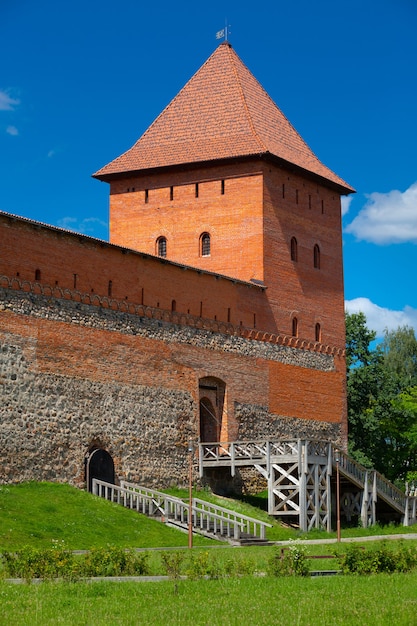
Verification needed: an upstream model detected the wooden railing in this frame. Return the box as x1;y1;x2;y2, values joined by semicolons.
198;439;417;525
335;449;368;487
334;448;408;512
92;479;271;542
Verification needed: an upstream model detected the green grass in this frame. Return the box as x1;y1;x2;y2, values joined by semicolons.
2;482;417;553
2;482;417;624
0;482;216;551
1;573;417;625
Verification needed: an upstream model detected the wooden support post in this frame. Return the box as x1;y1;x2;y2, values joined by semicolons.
361;471;369;529
299;440;307;532
372;471;377;526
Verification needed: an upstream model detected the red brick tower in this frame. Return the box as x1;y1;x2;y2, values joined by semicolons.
93;42;354;350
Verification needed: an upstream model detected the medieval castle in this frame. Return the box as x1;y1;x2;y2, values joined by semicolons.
0;43;354;491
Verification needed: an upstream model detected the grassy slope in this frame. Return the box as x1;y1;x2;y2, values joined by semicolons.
1;482;417;552
0;482;216;551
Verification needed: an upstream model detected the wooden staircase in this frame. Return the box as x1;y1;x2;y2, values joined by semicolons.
199;439;417;532
91;479;272;545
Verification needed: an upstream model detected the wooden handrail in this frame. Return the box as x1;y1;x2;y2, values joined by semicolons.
92;479;271;541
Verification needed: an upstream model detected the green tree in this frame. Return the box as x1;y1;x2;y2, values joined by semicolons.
345;311;384;468
345;311;377;369
345;314;417;482
381;326;417;388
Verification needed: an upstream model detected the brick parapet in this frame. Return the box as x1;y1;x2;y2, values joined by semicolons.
0;283;343;371
0;277;345;359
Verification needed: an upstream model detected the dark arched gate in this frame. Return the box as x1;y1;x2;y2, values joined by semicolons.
86;448;115;492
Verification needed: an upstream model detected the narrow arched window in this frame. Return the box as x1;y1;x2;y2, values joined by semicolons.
156;236;167;258
290;237;298;262
35;269;41;281
200;232;211;257
314;244;321;269
171;300;176;312
315;323;321;342
292;317;298;337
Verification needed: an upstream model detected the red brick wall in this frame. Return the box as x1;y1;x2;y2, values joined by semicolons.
0;213;272;330
262;164;346;347
269;360;346;426
109;161;265;283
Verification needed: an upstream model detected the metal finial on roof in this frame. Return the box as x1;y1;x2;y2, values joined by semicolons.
215;19;231;42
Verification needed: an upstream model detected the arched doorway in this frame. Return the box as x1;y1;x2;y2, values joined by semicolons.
199;377;226;443
86;448;115;492
200;397;218;442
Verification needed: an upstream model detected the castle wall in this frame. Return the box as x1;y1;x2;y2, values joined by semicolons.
263;164;346;348
0;211;271;331
0;288;345;488
109;161;265;284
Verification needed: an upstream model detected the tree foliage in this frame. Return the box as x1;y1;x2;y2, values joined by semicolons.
345;312;417;484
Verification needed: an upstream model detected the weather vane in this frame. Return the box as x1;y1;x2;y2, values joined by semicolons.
215;20;231;42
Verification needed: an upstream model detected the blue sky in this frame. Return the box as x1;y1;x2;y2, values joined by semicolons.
1;0;416;338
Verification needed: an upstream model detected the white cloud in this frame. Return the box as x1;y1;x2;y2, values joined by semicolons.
345;297;417;337
6;125;18;136
345;181;417;244
341;196;352;217
57;216;108;238
0;90;20;111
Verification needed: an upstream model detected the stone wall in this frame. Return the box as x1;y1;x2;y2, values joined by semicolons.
0;287;345;490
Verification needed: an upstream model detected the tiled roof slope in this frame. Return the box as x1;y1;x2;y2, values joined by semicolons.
93;43;354;193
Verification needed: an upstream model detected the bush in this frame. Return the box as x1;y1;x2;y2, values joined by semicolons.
80;546;149;577
335;542;417;575
186;551;221;579
2;544;77;581
268;542;310;577
1;544;149;581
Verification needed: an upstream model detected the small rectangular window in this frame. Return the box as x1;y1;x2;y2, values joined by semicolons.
309;194;312;209
145;189;149;204
221;179;225;195
170;186;174;201
282;183;285;199
195;183;199;198
296;189;299;204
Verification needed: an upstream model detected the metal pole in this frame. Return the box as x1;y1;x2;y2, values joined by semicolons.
188;442;193;549
336;457;341;542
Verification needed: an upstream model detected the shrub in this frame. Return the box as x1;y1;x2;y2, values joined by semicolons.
268;542;310;577
1;544;149;581
2;544;77;582
161;551;185;594
335;542;417;575
80;546;149;577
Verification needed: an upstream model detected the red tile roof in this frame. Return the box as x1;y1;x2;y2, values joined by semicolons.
93;43;354;193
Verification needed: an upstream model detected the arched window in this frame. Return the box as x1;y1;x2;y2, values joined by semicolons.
290;237;298;262
313;244;321;269
35;269;41;281
292;317;298;337
315;323;321;342
156;236;167;258
200;232;211;257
